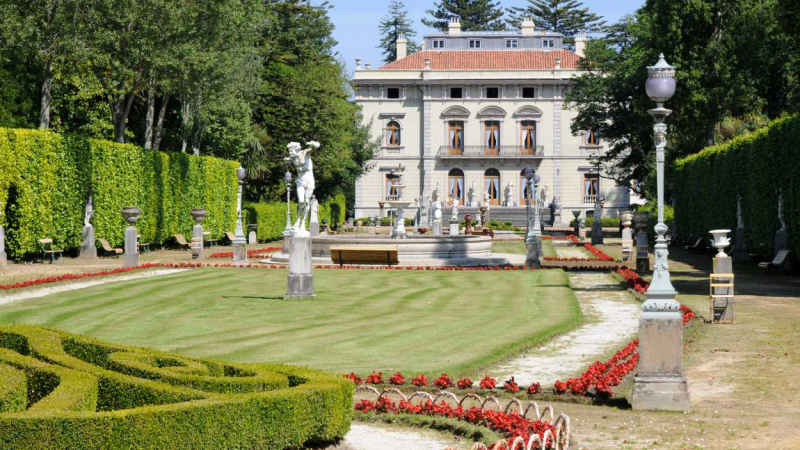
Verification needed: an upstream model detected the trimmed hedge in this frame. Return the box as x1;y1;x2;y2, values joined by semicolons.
245;192;346;242
0;128;239;260
673;115;800;258
0;325;353;449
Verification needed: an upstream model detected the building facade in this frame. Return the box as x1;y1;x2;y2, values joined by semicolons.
352;18;630;224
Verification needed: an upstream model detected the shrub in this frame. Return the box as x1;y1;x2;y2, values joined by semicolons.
569;217;621;228
673;114;800;258
245;192;346;242
0;325;352;449
0;128;239;260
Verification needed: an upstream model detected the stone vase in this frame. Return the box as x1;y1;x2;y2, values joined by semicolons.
121;207;141;268
709;229;731;258
464;214;473;235
190;208;206;260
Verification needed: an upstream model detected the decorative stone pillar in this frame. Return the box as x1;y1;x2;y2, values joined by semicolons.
248;224;258;245
121;207;141;268
620;211;634;262
449;219;459;236
572;210;580;238
525;175;542;269
232;166;248;266
710;229;734;322
634;212;650;273
285;234;314;299
0;210;7;268
190;208;206;260
591;197;604;245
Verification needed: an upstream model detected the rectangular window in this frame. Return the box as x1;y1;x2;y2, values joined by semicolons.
386;173;402;201
448;121;465;153
542;39;555;48
486;87;499;99
505;40;518;48
484;121;500;154
386;88;400;99
522;87;536;98
469;40;481;49
583;173;600;204
432;40;446;49
520;121;536;154
450;87;463;99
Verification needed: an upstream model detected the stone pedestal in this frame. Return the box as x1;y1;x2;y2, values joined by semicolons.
232;242;248;266
286;235;314;299
124;226;138;268
449;220;459;236
712;256;734;322
525;237;542;269
632;312;691;411
433;221;442;236
622;229;633;262
591;221;603;245
282;230;292;254
248;231;258;245
636;233;649;272
191;224;204;260
310;221;320;237
0;225;7;267
733;227;749;262
79;225;97;260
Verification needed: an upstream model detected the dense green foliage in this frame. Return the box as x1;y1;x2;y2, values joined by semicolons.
0;128;238;260
505;0;606;44
423;0;507;31
673;115;800;258
0;325;352;449
378;0;419;64
566;0;800;199
245;192;346;242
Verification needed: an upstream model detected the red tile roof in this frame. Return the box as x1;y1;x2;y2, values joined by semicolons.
379;50;580;71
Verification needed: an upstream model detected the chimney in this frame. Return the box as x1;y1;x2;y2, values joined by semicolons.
424;58;431;70
521;17;535;36
448;16;461;35
355;58;362;70
421;41;426;51
365;63;371;70
574;32;587;57
554;58;561;69
396;34;408;60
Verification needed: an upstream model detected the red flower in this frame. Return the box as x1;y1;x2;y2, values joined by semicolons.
365;371;383;384
527;382;541;395
389;372;405;385
553;380;567;395
342;372;362;384
457;378;473;389
411;374;428;387
433;373;453;389
503;377;520;393
479;375;496;390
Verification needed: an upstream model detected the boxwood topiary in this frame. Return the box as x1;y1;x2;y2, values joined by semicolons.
0;325;353;449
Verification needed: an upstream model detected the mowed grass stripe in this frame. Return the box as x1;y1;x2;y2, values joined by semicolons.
0;267;582;377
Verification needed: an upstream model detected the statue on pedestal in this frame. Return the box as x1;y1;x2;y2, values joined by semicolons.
432;182;441;203
503;182;513;206
467;181;476;206
285;141;319;235
79;194;97;259
450;194;459;221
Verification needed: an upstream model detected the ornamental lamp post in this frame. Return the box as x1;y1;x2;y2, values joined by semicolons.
532;172;542;238
632;53;690;411
232;166;248;265
282;170;293;255
523;167;535;243
523;167;541;268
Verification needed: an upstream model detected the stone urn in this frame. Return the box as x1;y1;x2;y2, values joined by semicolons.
121;206;141;225
572;210;581;221
620;211;633;229
191;208;207;225
710;229;731;258
248;223;258;232
464;214;473;235
418;227;428;235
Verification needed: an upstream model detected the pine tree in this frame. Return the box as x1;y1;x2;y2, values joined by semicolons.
422;0;506;32
378;0;418;63
506;0;605;42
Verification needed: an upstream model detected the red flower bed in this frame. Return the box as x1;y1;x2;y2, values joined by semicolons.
457;378;473;389
0;263;164;291
411;374;428;387
616;267;648;294
365;371;383;384
527;382;541;395
502;377;520;393
681;305;696;324
389;372;405;385
343;372;362;384
433;373;453;389
479;375;497;390
355;397;556;447
208;246;282;259
583;243;614;261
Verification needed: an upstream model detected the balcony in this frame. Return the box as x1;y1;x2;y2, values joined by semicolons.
437;145;544;159
583;194;598;204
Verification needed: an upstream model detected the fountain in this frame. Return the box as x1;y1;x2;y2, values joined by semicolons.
385;182;414;239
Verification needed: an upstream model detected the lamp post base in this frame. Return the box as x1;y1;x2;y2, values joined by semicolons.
232;242;248;266
525;237;542;269
632;312;690;411
632;375;690;412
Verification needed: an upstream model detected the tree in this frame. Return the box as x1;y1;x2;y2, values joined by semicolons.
506;0;605;44
566;0;793;198
422;0;506;32
378;0;418;64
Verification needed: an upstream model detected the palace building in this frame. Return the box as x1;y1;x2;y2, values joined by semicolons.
352;18;631;225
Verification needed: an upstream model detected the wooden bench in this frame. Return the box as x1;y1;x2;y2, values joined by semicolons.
685;237;705;253
39;238;63;263
330;246;399;266
173;234;191;249
224;231;236;244
203;231;217;248
758;249;795;273
97;238;123;257
136;234;150;253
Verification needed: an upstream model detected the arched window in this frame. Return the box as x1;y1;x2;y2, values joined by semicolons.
448;168;465;205
484;121;501;155
385;172;401;201
385;121;401;146
521;121;537;154
585;130;599;146
484;168;501;205
519;169;534;202
448;121;465;154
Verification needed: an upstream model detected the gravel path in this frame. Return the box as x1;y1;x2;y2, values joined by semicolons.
489;257;640;386
0;269;191;306
333;423;461;450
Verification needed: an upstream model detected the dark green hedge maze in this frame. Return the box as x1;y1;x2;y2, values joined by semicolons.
0;325;353;449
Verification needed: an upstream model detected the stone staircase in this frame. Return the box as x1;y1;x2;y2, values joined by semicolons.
433;206;555;227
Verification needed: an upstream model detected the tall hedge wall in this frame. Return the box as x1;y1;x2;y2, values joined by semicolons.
673;115;800;259
245;192;346;242
0;128;240;260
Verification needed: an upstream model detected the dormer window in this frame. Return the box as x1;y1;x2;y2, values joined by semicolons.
486;87;500;99
505;40;518;48
542;39;555;48
469;40;482;49
387;88;400;99
432;39;446;49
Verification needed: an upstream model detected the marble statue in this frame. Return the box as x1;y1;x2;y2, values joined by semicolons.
84;194;94;227
433;201;443;235
467;181;476;206
432;183;441;203
79;194;97;259
540;182;549;207
504;182;513;206
450;194;459;221
736;195;744;229
285;141;319;233
309;195;320;236
778;192;786;231
483;190;490;207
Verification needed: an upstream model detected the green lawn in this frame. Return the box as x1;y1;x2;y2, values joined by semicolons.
491;240;557;257
0;267;581;377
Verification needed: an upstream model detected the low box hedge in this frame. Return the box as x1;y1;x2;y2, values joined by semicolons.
0;325;353;449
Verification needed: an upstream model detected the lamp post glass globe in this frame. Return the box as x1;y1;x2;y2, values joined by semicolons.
284;171;292;184
645;53;676;105
523;167;534;181
237;166;246;182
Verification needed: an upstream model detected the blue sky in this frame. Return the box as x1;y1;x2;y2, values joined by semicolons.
327;0;645;73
